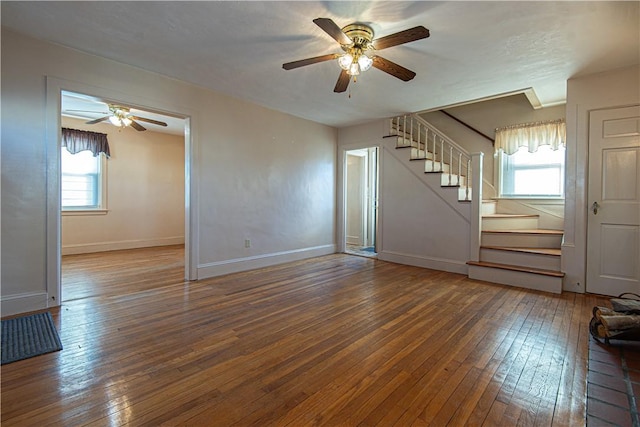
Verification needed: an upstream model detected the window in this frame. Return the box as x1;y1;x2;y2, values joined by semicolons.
500;145;565;197
60;127;110;211
61;148;104;209
495;119;566;198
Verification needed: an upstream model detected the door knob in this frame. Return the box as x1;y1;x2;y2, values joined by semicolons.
591;201;600;215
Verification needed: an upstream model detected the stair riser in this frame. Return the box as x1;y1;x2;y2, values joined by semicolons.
481;233;562;248
480;248;561;271
440;174;466;187
468;264;562;294
458;187;472;201
410;148;434;160
396;136;417;148
424;160;450;173
482;217;539;231
481;202;497;215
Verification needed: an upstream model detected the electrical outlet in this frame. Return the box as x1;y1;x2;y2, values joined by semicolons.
244;239;251;248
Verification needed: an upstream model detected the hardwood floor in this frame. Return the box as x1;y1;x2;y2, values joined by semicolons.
2;247;607;426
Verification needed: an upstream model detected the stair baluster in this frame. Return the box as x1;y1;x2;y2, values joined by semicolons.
466;158;472;201
389;113;473;199
431;133;436;172
409;116;413;147
417;122;421;158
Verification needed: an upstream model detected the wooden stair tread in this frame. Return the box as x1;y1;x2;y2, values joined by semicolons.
482;229;563;235
483;214;539;219
481;246;561;256
467;260;564;277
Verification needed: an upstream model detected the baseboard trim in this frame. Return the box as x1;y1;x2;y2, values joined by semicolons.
378;250;468;275
197;244;337;279
1;292;49;317
62;237;185;255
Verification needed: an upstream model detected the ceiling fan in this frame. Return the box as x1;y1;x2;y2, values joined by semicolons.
283;18;430;93
66;104;168;131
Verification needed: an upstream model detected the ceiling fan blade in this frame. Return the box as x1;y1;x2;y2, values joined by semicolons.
334;70;351;93
65;109;109;114
131;116;168;127
372;26;430;50
129;120;146;132
85;116;110;125
313;18;352;45
372;56;416;81
283;53;339;70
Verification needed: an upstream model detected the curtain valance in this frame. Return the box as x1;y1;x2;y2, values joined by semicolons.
62;127;110;157
494;119;565;155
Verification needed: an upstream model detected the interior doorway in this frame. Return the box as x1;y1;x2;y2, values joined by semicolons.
345;147;379;258
59;90;188;301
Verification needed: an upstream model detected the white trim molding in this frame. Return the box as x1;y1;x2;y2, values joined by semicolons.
198;244;336;278
1;292;49;317
62;237;185;255
378;250;468;275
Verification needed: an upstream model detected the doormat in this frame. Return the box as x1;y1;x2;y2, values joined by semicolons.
1;312;63;365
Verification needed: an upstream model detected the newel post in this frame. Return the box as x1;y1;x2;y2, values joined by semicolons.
470;152;484;262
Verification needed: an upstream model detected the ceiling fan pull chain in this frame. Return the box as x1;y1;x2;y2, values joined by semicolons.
349;76;357;99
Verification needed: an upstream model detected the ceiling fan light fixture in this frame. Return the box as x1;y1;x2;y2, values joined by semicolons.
349;61;360;76
109;115;122;126
358;54;373;72
338;53;353;70
121;116;132;127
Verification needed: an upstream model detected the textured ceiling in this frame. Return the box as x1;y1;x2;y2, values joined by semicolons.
2;1;639;128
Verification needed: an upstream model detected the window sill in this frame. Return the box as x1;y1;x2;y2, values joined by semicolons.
62;209;109;216
496;197;564;203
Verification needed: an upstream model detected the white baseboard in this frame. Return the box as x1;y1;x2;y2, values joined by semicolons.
377;250;468;275
197;244;336;279
62;236;185;255
1;291;49;316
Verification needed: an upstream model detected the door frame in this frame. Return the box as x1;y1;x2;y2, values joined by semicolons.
338;143;380;254
45;77;198;307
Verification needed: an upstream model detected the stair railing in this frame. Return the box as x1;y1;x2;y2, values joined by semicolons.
389;114;472;201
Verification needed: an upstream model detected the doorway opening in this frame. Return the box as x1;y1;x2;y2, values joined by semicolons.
345;147;378;258
59;90;189;301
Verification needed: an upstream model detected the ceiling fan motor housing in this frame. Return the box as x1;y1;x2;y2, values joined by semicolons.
341;24;374;48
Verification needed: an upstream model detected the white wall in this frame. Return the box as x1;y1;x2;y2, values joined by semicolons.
563;64;640;293
61;117;185;254
1;29;337;315
338;121;471;274
379;144;471;273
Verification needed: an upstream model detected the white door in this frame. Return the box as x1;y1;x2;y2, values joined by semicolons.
587;105;640;296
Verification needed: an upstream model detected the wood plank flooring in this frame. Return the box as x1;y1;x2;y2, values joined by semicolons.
1;246;607;426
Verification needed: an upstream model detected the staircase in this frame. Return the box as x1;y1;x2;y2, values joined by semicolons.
388;114;473;203
387;115;564;294
467;200;564;293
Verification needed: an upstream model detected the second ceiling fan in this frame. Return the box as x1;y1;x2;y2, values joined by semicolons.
67;104;168;131
283;18;430;93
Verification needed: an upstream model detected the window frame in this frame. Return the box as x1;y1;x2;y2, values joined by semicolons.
61;148;108;215
496;146;566;200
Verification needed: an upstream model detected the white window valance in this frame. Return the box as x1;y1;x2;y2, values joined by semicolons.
495;119;566;155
